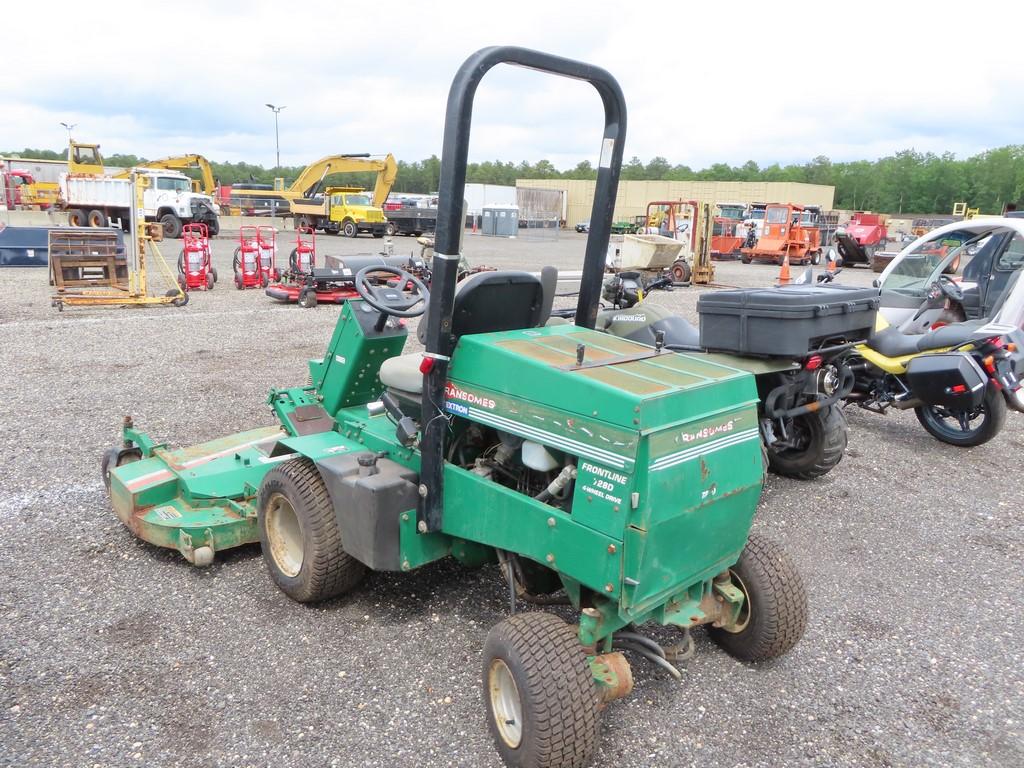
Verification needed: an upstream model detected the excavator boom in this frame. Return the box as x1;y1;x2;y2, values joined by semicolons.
116;154;217;195
284;153;398;206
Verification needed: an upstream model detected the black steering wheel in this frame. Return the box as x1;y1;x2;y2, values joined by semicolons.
936;274;964;303
354;265;429;318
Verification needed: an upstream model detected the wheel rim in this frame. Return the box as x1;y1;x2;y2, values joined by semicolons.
920;402;988;440
265;492;303;577
721;570;752;634
488;659;523;749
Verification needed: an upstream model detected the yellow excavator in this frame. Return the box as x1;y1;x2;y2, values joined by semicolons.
230;153;397;224
120;154;217;196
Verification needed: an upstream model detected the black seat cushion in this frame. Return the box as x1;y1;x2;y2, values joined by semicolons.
451;271;545;339
919;320;989;351
865;326;924;357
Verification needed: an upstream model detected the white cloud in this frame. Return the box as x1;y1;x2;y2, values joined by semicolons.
2;0;1023;169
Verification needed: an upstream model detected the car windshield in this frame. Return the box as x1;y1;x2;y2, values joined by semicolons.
156;177;191;193
881;230;993;295
346;194;371;206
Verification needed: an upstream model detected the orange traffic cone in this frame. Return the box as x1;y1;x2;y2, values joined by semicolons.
777;252;791;285
827;254;837;274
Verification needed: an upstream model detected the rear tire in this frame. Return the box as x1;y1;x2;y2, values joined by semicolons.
810;250;822;265
257;458;366;603
68;209;86;227
915;384;1007;447
482;613;599;768
384;222;396;236
707;533;808;662
740;252;752;265
765;404;847;480
101;447;142;491
160;213;183;239
206;272;214;290
87;209;108;228
166;288;188;307
670;259;691;283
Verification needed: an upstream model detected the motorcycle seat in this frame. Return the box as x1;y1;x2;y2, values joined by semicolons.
864;327;922;357
866;320;990;358
917;320;989;351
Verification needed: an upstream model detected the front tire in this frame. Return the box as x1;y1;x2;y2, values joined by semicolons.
482;613;599;768
206;218;220;236
384;222;396;236
915;384;1007;447
298;288;318;308
707;533;808;662
342;220;358;238
810;250;822;265
765;404;847;480
257;458;366;603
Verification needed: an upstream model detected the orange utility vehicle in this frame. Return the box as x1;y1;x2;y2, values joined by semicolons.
740;203;823;266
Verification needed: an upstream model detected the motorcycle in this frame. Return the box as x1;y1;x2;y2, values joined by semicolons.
842;270;1024;445
562;271;859;480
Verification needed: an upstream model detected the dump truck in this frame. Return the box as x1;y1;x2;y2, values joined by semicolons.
60;169;220;238
61;140;220;237
291;186;388;237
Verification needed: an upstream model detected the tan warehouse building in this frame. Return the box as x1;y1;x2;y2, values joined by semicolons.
517;179;836;229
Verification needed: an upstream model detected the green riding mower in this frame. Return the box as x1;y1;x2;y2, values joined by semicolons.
102;48;808;768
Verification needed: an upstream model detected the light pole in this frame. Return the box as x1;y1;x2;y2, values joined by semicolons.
60;121;77;141
265;104;285;169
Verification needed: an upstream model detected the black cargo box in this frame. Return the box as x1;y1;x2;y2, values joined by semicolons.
698;283;879;357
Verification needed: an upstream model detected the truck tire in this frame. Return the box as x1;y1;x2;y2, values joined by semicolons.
384;222;396;236
87;209;108;228
295;216;312;231
765;404;847;480
68;209;86;227
160;213;183;239
257;458;366;602
707;533;808;662
206;218;220;237
670;259;691;283
342;219;358;238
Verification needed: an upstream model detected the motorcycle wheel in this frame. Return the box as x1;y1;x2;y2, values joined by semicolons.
765;404;848;480
915;385;1007;447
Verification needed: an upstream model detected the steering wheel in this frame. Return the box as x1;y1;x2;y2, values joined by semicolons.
936;274;964;303
354;265;429;318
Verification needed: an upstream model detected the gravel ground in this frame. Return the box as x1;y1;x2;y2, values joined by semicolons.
1;230;1022;768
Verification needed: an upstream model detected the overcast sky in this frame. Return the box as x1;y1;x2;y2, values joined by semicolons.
3;0;1023;170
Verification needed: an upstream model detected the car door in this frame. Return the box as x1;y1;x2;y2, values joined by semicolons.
983;233;1024;316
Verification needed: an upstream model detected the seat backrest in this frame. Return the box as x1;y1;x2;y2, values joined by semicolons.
451;270;545;339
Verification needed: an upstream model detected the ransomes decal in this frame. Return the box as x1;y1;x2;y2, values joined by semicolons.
648;412;759;472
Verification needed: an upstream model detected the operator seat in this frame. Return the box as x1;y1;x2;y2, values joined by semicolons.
378;270;549;394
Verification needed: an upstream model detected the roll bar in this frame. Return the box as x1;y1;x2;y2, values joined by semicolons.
419;46;627;532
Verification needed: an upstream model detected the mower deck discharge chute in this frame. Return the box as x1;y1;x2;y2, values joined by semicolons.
103;47;807;768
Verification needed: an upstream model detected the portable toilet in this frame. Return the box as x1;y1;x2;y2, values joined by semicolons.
481;204;519;237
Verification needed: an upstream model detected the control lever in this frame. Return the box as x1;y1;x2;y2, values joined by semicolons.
381;391;418;447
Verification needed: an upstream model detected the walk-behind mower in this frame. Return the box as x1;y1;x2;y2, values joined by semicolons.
234;225;278;289
176;223;216;292
102;48;808;768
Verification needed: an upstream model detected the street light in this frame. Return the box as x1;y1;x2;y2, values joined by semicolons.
59;121;77;141
265;104;285;169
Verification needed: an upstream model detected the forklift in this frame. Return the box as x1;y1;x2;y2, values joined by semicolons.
102;47;807;768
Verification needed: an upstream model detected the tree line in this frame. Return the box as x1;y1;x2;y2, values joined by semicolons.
9;145;1024;215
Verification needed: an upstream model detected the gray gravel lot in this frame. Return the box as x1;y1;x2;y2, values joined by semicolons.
1;229;1022;767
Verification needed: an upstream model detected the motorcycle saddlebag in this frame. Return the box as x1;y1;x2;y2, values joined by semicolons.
698;283;879;356
905;352;988;410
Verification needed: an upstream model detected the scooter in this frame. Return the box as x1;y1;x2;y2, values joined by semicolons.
842;272;1024;445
